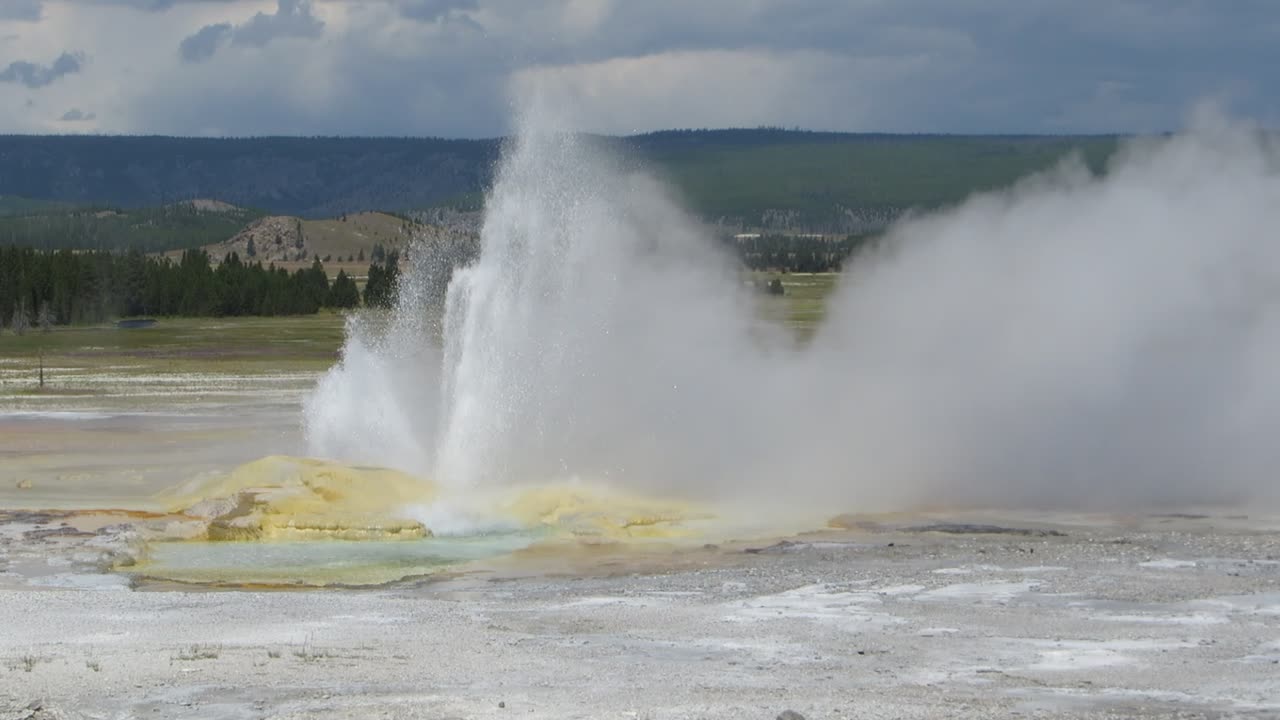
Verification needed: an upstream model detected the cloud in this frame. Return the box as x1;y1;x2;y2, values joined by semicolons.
0;51;83;88
88;0;178;9
179;22;230;63
232;0;323;47
512;48;946;134
179;0;323;63
77;0;241;10
59;108;96;121
4;1;1280;136
0;0;42;21
397;0;478;24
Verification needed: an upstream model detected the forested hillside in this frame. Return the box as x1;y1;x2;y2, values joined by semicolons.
0;201;264;252
0;135;498;219
0;131;1120;231
630;129;1118;231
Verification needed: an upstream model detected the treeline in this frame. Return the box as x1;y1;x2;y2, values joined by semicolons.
0;246;398;330
2;232;870;330
731;233;874;273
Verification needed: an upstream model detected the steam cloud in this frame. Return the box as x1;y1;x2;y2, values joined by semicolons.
305;105;1280;512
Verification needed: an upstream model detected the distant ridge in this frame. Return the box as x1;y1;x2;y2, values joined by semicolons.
0;130;1120;232
0;135;499;219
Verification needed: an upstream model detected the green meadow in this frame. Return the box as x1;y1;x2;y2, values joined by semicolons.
0;314;348;408
1;273;840;401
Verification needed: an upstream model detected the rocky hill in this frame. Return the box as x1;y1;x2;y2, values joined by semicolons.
221;216;310;263
195;211;476;273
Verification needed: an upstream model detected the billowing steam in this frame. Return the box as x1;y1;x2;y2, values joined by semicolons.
305;105;1280;512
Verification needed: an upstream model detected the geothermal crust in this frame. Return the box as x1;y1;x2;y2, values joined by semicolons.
154;455;706;550
2;509;1278;719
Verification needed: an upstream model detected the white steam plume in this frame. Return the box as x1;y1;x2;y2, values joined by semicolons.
305;106;1280;512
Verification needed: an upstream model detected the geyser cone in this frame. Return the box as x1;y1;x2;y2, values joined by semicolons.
158;456;436;541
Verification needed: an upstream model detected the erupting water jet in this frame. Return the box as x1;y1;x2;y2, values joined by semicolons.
302;105;1280;541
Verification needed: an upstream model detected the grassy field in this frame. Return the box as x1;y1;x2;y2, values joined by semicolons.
300;212;413;261
0;314;348;408
0;274;840;404
0;315;352;507
0;314;346;366
0;273;839;366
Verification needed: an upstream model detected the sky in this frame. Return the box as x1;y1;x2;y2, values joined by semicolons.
0;0;1276;138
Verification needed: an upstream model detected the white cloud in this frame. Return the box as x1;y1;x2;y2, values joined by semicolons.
512;49;931;134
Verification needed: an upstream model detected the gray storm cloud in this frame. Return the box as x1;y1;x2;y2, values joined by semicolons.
179;0;323;63
6;1;1276;136
59;108;96;121
0;51;83;88
81;0;241;10
7;0;215;15
179;23;231;63
231;0;322;47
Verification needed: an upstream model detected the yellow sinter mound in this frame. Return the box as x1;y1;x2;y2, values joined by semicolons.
159;456;436;541
501;484;707;540
159;456;711;543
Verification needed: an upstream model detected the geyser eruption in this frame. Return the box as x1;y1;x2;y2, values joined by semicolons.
309;110;789;499
432;124;786;492
307;106;1280;513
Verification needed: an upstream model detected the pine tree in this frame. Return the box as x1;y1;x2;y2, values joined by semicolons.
363;264;385;308
327;269;360;309
37;301;53;332
11;301;30;336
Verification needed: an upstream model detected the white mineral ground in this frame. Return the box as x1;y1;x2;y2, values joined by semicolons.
2;504;1279;719
2;409;1279;718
